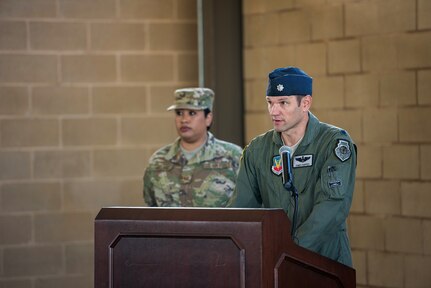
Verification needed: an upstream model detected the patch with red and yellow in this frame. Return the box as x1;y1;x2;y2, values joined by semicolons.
271;155;283;176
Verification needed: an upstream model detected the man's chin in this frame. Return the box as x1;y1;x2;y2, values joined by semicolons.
273;126;284;133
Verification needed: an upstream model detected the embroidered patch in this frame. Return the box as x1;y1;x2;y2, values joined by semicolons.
334;140;351;162
271;155;283;175
293;155;313;168
329;180;342;188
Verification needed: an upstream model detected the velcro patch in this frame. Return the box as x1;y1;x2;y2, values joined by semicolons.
271;155;283;175
293;155;313;168
334;140;351;162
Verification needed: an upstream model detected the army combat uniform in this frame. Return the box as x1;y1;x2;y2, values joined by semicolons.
144;132;242;207
231;112;357;266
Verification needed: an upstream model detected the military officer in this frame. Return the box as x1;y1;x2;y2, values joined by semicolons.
230;67;357;267
143;87;243;207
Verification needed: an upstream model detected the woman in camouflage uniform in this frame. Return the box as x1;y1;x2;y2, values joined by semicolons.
143;88;243;207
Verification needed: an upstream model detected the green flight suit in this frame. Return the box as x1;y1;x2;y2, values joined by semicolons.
231;112;357;266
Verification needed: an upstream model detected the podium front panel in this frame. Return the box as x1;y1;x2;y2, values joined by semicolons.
110;234;244;288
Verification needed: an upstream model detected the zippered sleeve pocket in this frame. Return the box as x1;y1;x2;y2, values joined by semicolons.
322;165;345;199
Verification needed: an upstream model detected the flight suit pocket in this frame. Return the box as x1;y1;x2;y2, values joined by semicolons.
323;165;345;200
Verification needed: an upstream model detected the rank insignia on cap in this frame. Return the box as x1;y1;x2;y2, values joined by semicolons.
334;140;351;162
271;155;283;175
277;84;284;92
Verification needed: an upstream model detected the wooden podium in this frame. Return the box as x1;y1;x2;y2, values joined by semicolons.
95;207;355;288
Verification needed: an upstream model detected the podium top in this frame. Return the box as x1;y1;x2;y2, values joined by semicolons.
95;206;287;223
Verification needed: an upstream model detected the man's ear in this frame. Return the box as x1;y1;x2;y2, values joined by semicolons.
302;95;312;111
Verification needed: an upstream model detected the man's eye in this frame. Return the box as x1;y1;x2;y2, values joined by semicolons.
175;110;182;116
189;111;196;116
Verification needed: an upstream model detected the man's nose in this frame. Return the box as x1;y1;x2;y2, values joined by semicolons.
269;104;279;115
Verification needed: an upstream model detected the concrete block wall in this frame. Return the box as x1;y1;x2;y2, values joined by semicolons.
243;0;431;287
0;0;197;287
1;0;431;287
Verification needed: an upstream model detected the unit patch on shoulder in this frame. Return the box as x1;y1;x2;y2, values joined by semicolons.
271;155;283;175
293;155;313;168
334;140;351;162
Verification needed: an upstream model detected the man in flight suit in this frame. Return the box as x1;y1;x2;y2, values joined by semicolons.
230;67;357;266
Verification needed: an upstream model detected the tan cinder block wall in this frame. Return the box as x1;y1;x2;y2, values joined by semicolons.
1;0;431;287
243;0;431;287
0;0;197;287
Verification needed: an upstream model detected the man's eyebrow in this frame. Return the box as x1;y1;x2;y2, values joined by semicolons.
266;97;289;101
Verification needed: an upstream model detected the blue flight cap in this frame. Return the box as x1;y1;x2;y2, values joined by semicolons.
266;66;312;96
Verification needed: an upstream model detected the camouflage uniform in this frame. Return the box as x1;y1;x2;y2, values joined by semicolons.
143;87;243;207
143;132;242;207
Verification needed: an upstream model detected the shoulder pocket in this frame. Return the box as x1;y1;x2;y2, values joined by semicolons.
322;165;345;199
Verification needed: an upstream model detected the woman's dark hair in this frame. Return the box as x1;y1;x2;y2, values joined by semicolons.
204;108;212;130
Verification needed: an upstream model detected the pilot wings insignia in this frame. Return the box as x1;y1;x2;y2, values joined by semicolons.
296;156;310;162
293;155;313;167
